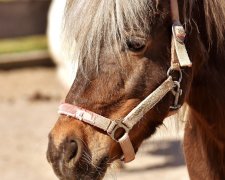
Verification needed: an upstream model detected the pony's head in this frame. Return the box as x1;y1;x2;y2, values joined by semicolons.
47;0;192;179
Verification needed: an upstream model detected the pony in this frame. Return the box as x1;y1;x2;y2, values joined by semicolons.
47;0;225;179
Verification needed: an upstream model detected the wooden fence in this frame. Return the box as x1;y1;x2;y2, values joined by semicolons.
0;0;51;38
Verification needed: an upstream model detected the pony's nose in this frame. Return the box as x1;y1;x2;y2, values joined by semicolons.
64;139;79;163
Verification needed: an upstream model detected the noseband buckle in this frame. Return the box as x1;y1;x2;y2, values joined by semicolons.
107;121;129;142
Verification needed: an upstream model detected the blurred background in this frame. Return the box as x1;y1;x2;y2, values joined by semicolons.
0;0;188;179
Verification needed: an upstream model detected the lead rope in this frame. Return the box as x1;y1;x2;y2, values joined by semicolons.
58;0;192;164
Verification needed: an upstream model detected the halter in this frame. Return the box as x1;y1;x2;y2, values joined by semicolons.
58;0;192;163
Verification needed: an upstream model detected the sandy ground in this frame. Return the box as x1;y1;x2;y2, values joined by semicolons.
0;67;189;180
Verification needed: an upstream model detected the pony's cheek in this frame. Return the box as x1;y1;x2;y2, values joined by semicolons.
107;98;173;163
109;140;124;162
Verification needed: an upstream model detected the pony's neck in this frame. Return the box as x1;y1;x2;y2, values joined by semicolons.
186;0;225;177
187;0;225;144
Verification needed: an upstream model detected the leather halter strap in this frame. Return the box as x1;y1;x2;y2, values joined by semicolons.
58;0;192;163
59;77;175;162
170;0;192;69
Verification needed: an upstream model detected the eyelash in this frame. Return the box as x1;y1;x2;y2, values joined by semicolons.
126;39;146;52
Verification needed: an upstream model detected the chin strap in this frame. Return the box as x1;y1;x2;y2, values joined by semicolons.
58;0;192;163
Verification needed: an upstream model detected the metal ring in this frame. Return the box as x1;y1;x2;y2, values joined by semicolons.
167;67;182;83
108;122;129;142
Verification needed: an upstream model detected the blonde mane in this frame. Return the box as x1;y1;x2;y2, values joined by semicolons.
62;0;157;74
62;0;225;74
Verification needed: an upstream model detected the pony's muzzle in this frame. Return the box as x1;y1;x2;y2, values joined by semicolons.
47;134;84;180
47;116;112;179
47;135;82;165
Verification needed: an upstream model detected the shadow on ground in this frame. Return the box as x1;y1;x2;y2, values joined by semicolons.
125;140;185;173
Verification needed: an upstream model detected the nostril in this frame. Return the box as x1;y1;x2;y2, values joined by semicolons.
64;140;79;163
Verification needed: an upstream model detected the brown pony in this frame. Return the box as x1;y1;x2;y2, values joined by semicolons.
47;0;225;179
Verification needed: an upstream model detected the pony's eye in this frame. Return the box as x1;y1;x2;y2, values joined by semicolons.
126;38;146;52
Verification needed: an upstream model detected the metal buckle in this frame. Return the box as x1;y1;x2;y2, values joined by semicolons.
167;68;183;110
107;122;129;142
170;81;182;110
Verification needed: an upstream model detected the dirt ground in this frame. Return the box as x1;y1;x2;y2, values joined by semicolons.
0;67;189;180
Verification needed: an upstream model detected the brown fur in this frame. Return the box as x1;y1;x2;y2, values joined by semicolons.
47;0;225;179
182;0;225;179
